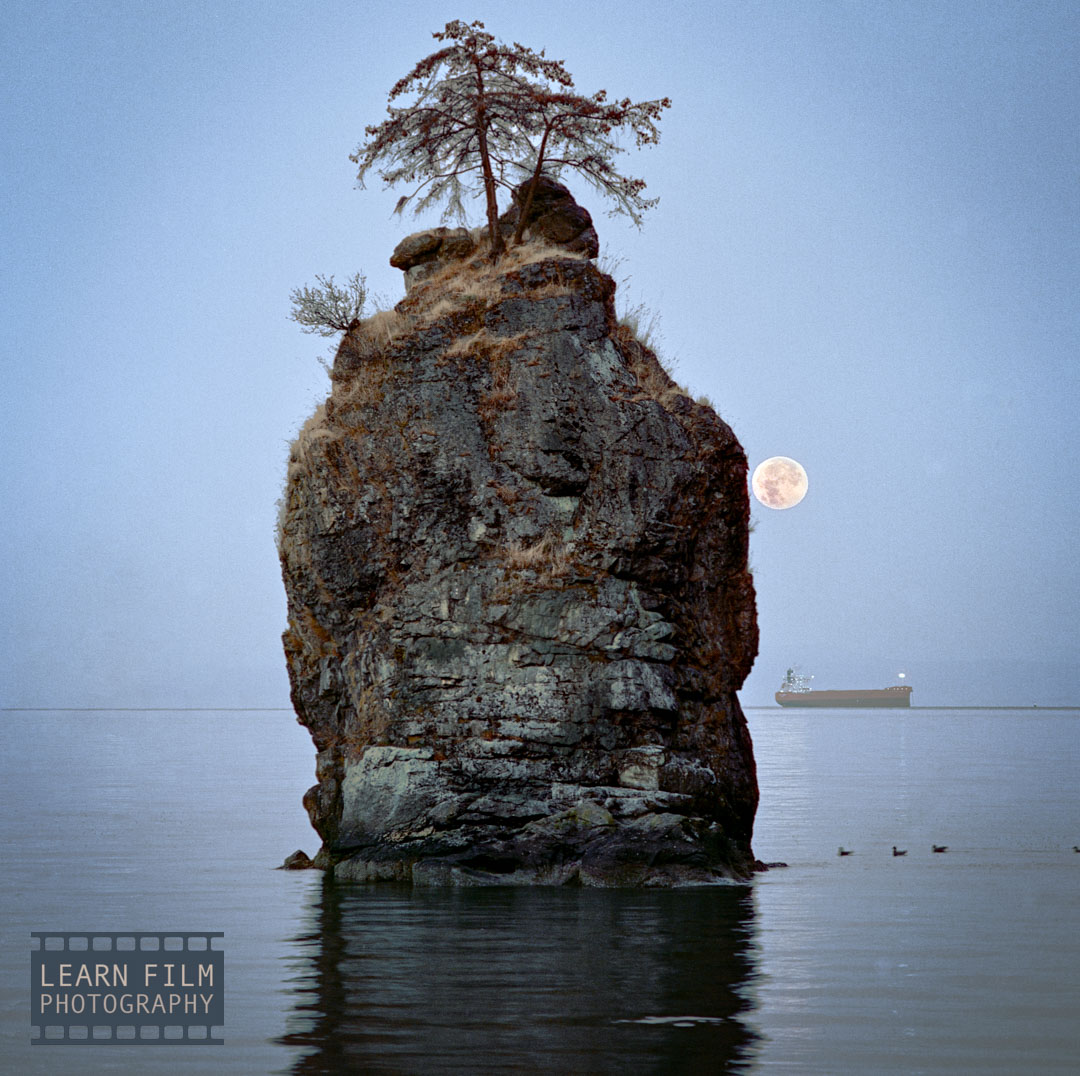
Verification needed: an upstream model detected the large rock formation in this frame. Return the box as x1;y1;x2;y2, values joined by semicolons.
278;216;759;886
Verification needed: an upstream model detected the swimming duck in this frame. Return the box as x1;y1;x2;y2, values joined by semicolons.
932;845;948;853
892;846;907;857
838;847;853;856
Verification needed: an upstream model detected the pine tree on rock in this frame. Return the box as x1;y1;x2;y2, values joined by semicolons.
351;20;670;258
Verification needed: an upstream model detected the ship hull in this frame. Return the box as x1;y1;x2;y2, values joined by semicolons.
775;687;912;708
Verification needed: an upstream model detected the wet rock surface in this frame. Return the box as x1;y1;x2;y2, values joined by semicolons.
278;239;759;886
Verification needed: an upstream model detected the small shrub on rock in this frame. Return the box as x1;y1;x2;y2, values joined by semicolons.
289;273;369;336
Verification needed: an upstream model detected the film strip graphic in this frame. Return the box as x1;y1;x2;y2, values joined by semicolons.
31;932;224;1045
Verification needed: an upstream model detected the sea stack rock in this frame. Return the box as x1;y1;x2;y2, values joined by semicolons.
278;222;759;886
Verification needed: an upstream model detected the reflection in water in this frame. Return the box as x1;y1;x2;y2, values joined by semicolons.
279;878;761;1074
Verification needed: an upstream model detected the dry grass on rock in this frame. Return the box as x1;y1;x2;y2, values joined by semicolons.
503;533;572;585
477;361;519;424
400;240;587;329
614;325;692;410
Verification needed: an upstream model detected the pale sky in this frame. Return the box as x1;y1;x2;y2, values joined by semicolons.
3;0;1078;707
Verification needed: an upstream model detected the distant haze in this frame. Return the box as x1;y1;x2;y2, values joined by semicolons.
3;1;1077;708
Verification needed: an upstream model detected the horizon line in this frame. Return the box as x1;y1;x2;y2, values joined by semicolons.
744;704;1080;711
0;707;294;712
4;704;1079;713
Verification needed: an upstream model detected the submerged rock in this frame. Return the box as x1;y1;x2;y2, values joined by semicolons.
278;235;759;886
279;849;316;870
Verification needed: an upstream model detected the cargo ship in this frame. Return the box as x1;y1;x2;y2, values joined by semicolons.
775;668;913;708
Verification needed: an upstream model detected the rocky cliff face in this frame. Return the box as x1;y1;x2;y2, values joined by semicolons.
279;212;759;886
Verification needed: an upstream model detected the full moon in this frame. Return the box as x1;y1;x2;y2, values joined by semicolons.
751;456;809;510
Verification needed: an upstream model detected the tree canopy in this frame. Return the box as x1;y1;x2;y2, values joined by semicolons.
351;20;670;256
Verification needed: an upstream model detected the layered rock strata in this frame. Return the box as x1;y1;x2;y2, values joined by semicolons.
279;235;759;886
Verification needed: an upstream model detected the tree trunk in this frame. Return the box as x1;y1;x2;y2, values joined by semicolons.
474;62;504;259
513;127;552;247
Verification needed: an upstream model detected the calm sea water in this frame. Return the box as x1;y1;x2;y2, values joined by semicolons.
2;708;1078;1073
